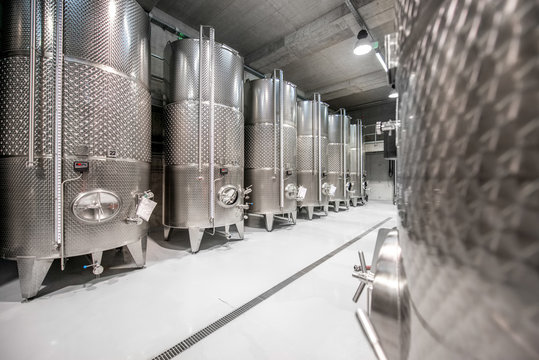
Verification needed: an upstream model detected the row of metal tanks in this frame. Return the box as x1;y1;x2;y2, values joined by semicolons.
161;34;367;252
0;0;364;299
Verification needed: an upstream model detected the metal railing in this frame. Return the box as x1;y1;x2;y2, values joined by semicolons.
363;123;379;143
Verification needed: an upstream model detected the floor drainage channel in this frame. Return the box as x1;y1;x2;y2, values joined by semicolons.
152;217;392;360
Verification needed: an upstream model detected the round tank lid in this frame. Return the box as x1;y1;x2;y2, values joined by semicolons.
298;99;330;107
170;38;241;57
255;77;297;88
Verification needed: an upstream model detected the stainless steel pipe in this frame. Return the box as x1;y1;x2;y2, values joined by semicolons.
27;0;37;168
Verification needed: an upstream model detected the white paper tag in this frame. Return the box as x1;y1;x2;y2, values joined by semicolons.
297;186;307;201
136;197;157;222
329;185;337;196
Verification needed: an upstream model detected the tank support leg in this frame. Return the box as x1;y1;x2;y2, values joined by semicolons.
306;206;314;220
265;214;274;232
352;198;358;207
334;201;340;212
126;236;147;268
188;227;204;253
323;204;329;216
291;210;297;224
16;257;53;300
164;227;172;241
346;199;350;210
91;252;103;266
236;220;245;240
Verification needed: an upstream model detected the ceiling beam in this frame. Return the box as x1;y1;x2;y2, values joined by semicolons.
245;4;356;72
245;0;394;73
308;70;387;101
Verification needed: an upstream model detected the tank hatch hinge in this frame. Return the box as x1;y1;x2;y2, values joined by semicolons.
237;185;252;211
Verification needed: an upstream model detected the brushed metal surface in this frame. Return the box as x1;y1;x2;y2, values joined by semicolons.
163;37;244;229
349;121;364;201
327;114;350;202
366;0;539;359
297;99;330;207
244;77;298;215
163;165;244;228
0;0;151;270
164;39;243;109
244;169;297;214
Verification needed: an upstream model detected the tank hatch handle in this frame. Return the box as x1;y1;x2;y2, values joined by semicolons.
126;190;156;225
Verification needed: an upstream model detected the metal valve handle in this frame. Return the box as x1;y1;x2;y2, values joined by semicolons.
352;250;374;303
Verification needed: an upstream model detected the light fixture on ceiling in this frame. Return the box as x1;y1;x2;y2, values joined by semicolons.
353;29;372;56
388;89;398;98
375;51;388;72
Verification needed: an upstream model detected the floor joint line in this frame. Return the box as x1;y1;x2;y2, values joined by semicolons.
151;216;392;360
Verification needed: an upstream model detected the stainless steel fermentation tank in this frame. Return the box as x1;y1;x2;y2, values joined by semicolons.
349;120;365;207
244;70;298;231
353;0;539;359
163;27;246;252
296;94;332;220
327;109;351;212
0;0;152;299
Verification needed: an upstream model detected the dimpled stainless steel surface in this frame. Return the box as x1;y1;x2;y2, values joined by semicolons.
0;0;151;292
367;0;539;359
163;38;244;229
297;99;330;208
327;114;350;203
244;78;298;215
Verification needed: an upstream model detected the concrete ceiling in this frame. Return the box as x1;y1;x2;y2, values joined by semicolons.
153;0;396;109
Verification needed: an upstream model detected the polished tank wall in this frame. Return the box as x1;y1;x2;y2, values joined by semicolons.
244;78;297;215
0;0;151;260
327;113;350;203
162;38;244;229
296;99;329;208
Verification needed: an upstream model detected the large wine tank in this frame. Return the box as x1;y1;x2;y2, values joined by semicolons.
163;27;246;252
244;70;298;232
0;0;152;299
353;0;539;359
349;119;365;207
296;94;332;220
327;109;351;212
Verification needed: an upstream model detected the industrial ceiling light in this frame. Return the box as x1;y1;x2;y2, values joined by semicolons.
388;89;399;98
353;29;372;55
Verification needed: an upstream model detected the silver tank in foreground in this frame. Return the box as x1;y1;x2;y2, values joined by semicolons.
349;120;365;207
353;0;539;359
244;70;298;232
0;0;152;299
327;109;351;212
163;27;246;252
296;94;332;220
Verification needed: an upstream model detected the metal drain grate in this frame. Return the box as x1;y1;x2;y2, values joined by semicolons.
152;217;392;360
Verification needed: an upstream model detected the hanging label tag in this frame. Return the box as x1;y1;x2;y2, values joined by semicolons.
329;185;337;196
136;197;157;222
297;186;307;201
